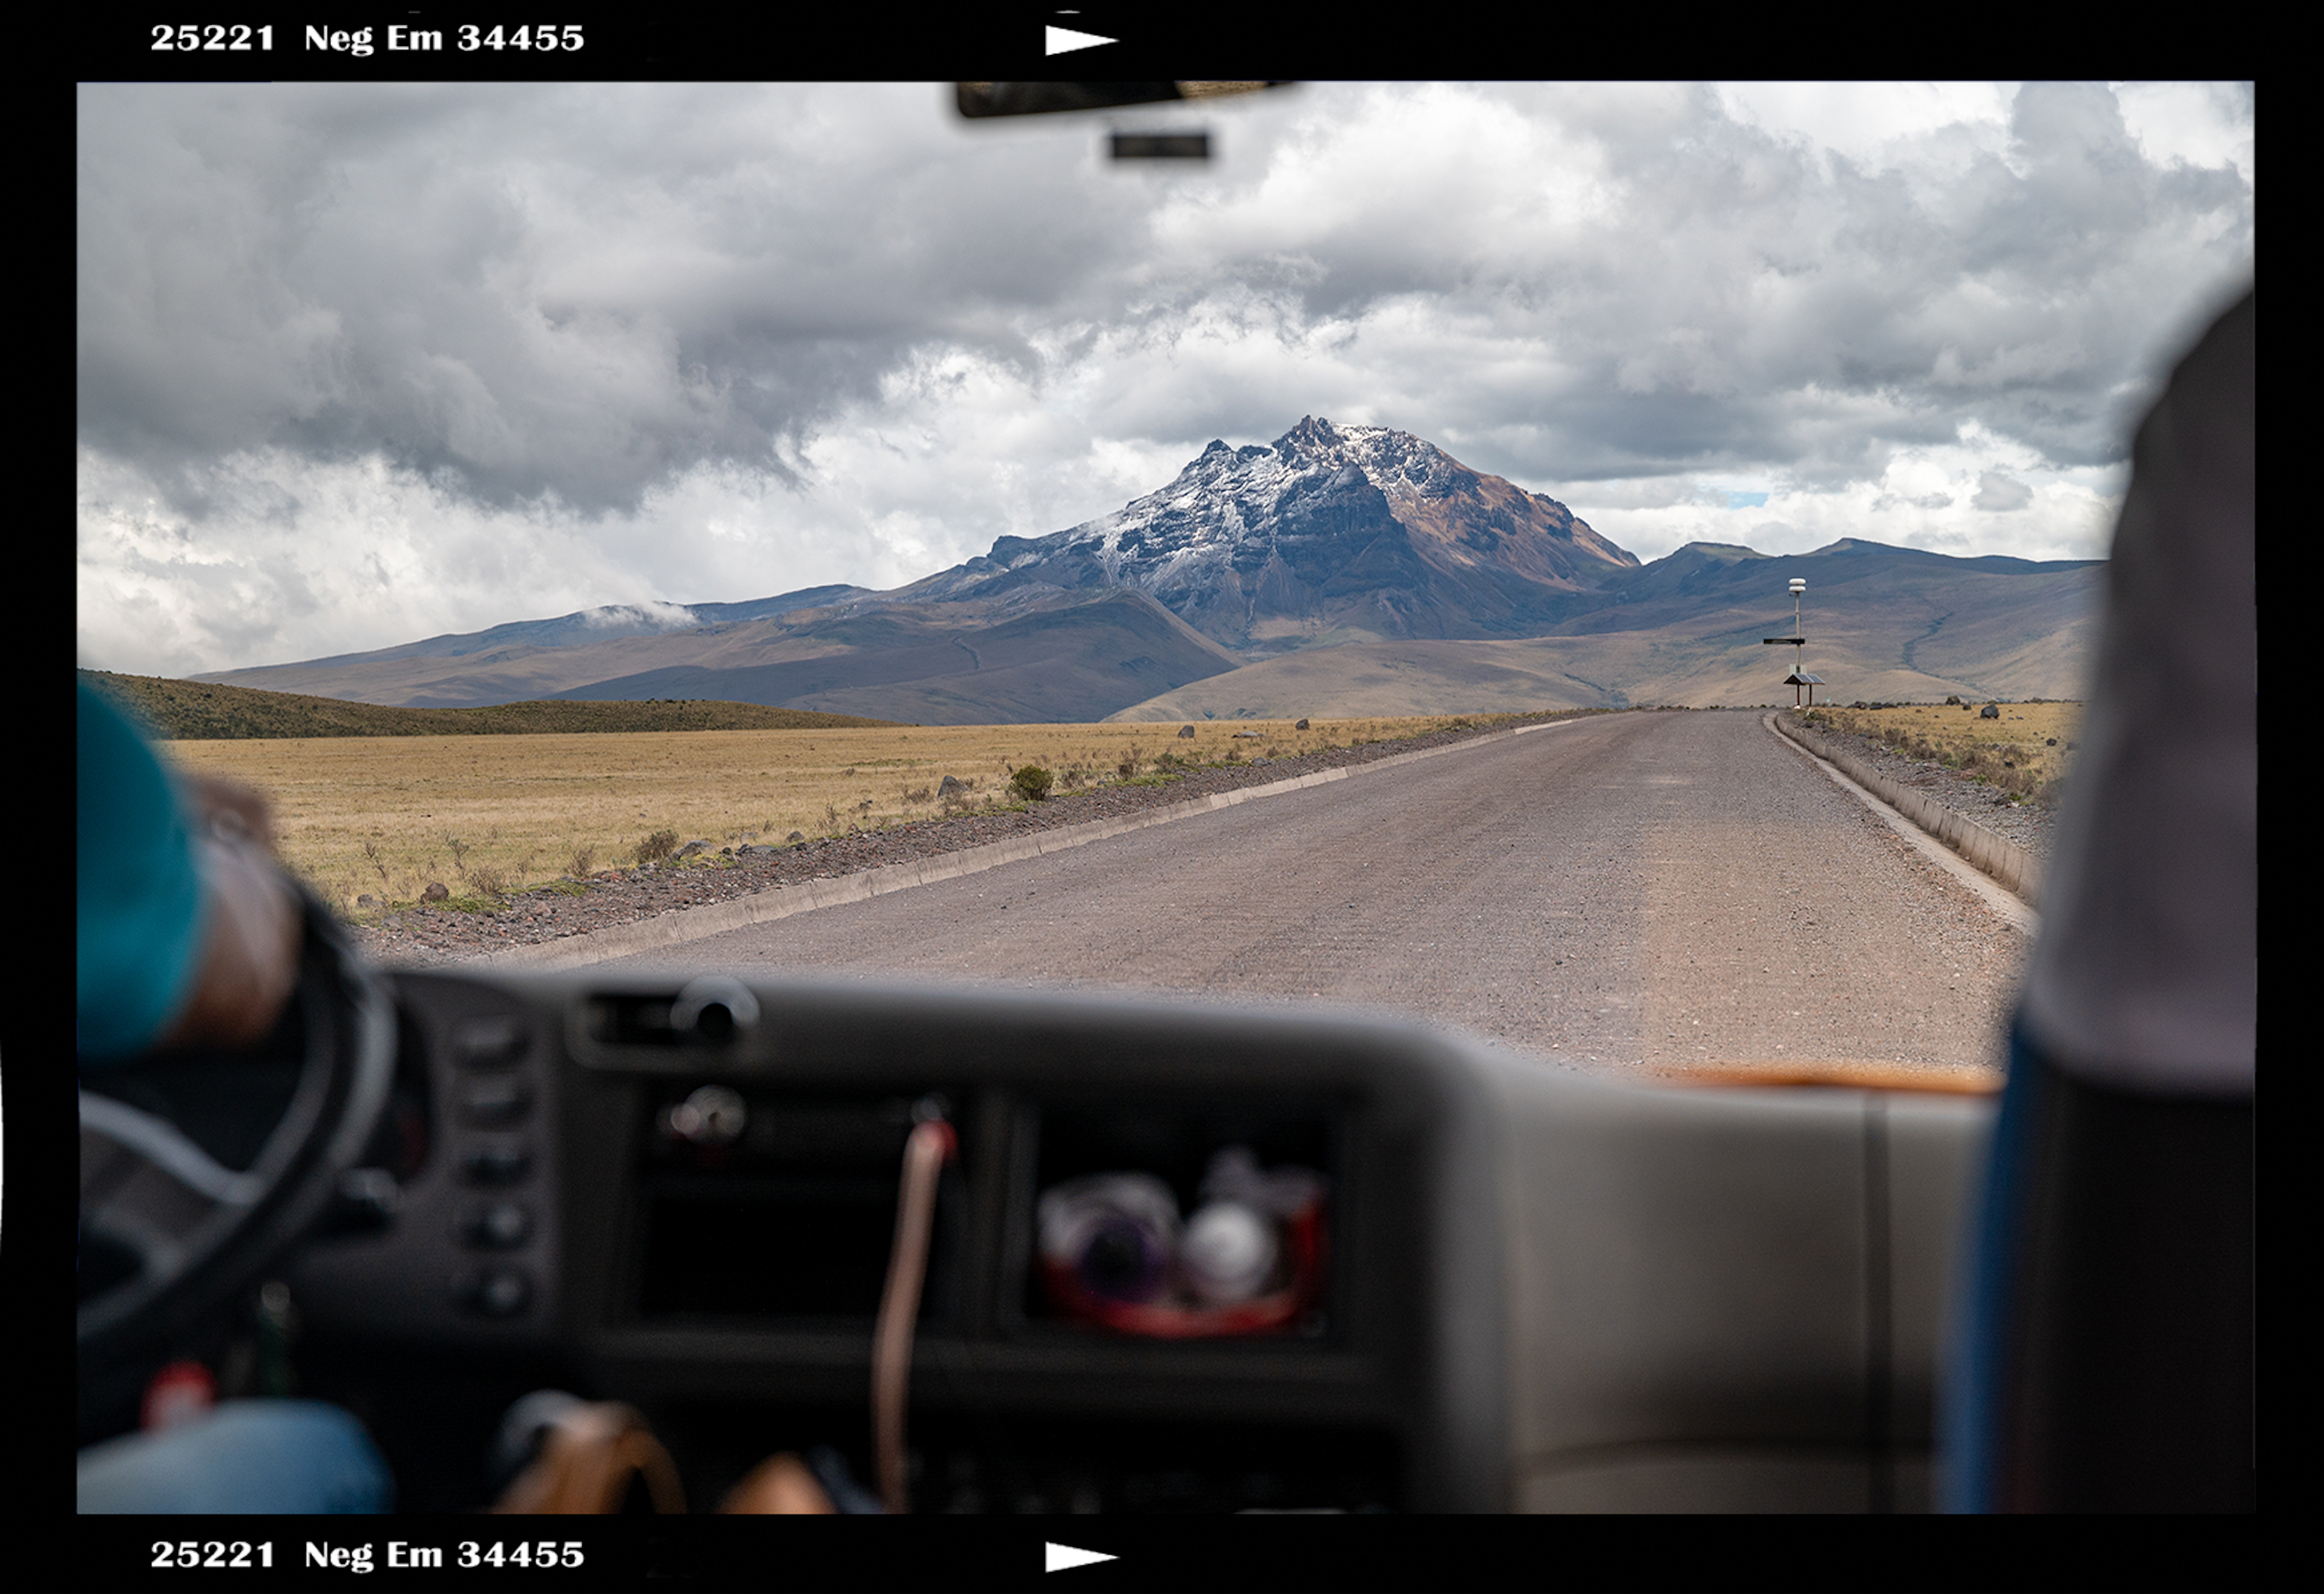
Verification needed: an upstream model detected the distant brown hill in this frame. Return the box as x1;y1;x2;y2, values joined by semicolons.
80;671;902;740
1109;539;2103;718
197;588;1244;727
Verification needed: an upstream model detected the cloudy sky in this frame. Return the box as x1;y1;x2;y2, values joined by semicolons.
77;80;2253;677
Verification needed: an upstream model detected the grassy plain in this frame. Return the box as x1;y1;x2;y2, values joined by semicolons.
1805;701;2084;799
81;669;894;740
159;715;1498;916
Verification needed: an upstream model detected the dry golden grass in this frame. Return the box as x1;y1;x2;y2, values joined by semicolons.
158;714;1500;916
1808;701;2084;793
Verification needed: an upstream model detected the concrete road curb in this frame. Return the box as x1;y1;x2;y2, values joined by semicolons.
1767;712;2040;934
1771;712;2043;902
481;714;1593;970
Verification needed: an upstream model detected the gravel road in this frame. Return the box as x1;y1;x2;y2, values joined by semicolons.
351;716;1567;966
581;709;2027;1080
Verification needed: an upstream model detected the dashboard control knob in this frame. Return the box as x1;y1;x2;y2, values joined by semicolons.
667;1084;747;1146
459;1202;533;1249
670;977;760;1043
454;1267;531;1317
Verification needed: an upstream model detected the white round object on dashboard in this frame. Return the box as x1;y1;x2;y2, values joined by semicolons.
1181;1201;1278;1304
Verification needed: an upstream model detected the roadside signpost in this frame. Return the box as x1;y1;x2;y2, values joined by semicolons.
1765;577;1823;706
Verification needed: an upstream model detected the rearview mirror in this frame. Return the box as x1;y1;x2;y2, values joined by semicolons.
954;82;1289;119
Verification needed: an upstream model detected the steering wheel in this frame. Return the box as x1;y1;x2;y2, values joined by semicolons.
77;888;396;1382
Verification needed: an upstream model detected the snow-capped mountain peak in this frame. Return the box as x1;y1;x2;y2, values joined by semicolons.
904;419;1638;651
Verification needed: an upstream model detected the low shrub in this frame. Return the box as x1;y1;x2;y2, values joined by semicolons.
635;828;679;865
1010;764;1055;801
465;862;510;897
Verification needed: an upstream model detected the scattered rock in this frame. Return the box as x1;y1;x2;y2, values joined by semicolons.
356;894;379;908
1178;725;1196;739
675;839;714;859
786;830;807;843
1980;704;2001;718
1295;718;1310;730
422;882;450;902
938;775;967;795
1233;730;1262;739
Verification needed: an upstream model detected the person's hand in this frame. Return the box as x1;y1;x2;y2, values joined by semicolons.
159;778;302;1050
179;774;280;850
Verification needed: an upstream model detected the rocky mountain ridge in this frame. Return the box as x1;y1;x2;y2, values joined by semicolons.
904;416;1638;650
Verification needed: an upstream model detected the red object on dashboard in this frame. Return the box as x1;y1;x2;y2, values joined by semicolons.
1041;1200;1328;1337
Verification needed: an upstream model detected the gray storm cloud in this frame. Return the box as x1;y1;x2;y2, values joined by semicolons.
79;82;2251;514
77;84;1155;515
1974;472;2037;512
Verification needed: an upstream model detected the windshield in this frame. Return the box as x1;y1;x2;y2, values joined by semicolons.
76;68;2251;1080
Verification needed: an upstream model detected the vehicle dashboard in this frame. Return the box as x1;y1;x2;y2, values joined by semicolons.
276;966;1992;1514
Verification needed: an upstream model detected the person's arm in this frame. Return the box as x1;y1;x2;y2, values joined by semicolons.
159;785;303;1050
77;683;302;1058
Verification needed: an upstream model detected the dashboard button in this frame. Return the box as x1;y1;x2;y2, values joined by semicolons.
451;1014;530;1068
453;1267;531;1317
462;1143;531;1185
458;1202;533;1248
462;1078;531;1126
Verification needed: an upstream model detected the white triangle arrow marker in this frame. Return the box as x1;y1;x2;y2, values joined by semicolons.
1045;25;1116;54
1046;1542;1119;1572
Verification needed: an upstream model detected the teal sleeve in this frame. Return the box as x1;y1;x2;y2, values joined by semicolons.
77;681;206;1058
